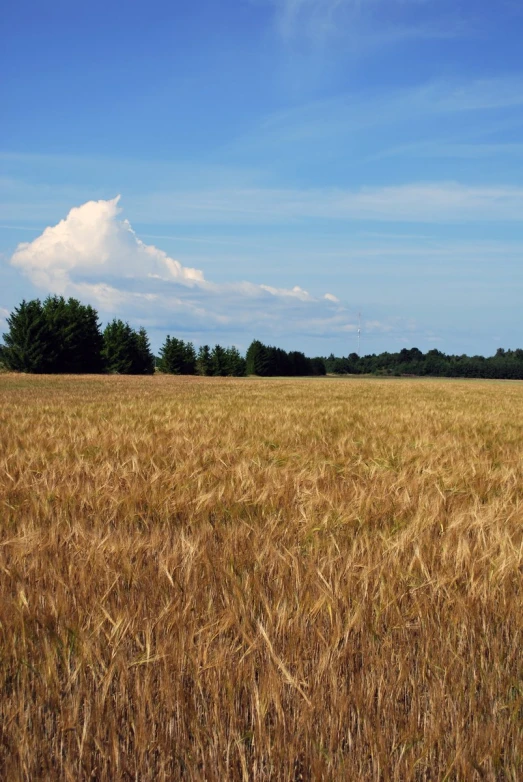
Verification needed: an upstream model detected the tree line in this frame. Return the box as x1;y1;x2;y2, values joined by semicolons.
3;298;523;379
0;297;325;376
325;347;523;380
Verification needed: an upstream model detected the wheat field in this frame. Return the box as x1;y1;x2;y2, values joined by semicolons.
0;373;522;781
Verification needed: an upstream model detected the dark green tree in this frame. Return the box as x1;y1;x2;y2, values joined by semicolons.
196;345;213;376
102;319;139;374
42;296;103;373
135;327;155;375
158;336;196;374
1;299;55;373
182;342;197;374
246;340;271;376
158;336;177;373
211;344;227;376
310;357;326;375
224;346;246;377
288;350;310;376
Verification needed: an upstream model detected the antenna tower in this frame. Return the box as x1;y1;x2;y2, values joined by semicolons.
357;312;361;356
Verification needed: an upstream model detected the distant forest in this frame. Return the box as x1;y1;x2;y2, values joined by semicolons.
1;297;523;379
324;348;523;379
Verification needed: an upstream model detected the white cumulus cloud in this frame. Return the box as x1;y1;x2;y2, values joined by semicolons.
9;197;359;343
11;195;204;292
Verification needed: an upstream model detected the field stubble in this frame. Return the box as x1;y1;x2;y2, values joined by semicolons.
0;374;522;781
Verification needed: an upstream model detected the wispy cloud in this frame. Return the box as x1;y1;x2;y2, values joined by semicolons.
266;0;467;46
274;0;352;41
253;75;523;143
364;141;523;164
3;73;523;232
216;73;523;177
4;173;523;229
127;182;523;225
431;76;523;113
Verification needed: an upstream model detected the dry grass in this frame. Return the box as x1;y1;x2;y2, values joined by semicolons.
1;373;522;781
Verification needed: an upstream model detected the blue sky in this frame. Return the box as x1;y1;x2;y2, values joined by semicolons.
1;0;523;356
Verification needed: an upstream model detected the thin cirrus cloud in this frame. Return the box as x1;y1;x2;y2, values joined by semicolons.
242;75;523;153
266;0;464;44
128;182;523;225
4;176;523;229
9;196;351;340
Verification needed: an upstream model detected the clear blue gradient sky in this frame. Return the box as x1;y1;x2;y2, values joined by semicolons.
1;0;523;356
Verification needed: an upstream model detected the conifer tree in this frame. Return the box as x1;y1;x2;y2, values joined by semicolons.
196;345;213;376
42;296;103;373
158;336;196;374
135;327;155;375
246;339;271;376
2;299;55;373
102;319;139;374
211;344;227;376
310;357;326;375
158;336;176;373
182;342;197;374
224;346;246;376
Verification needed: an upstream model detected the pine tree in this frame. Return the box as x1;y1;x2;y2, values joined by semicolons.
310;357;326;376
211;344;227;376
71;301;104;373
1;299;55;373
135;328;155;375
158;337;197;374
288;350;310;376
196;345;213;376
182;342;196;374
246;340;271;376
42;296;103;373
102;319;138;374
158;336;188;374
224;346;246;376
158;336;175;373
